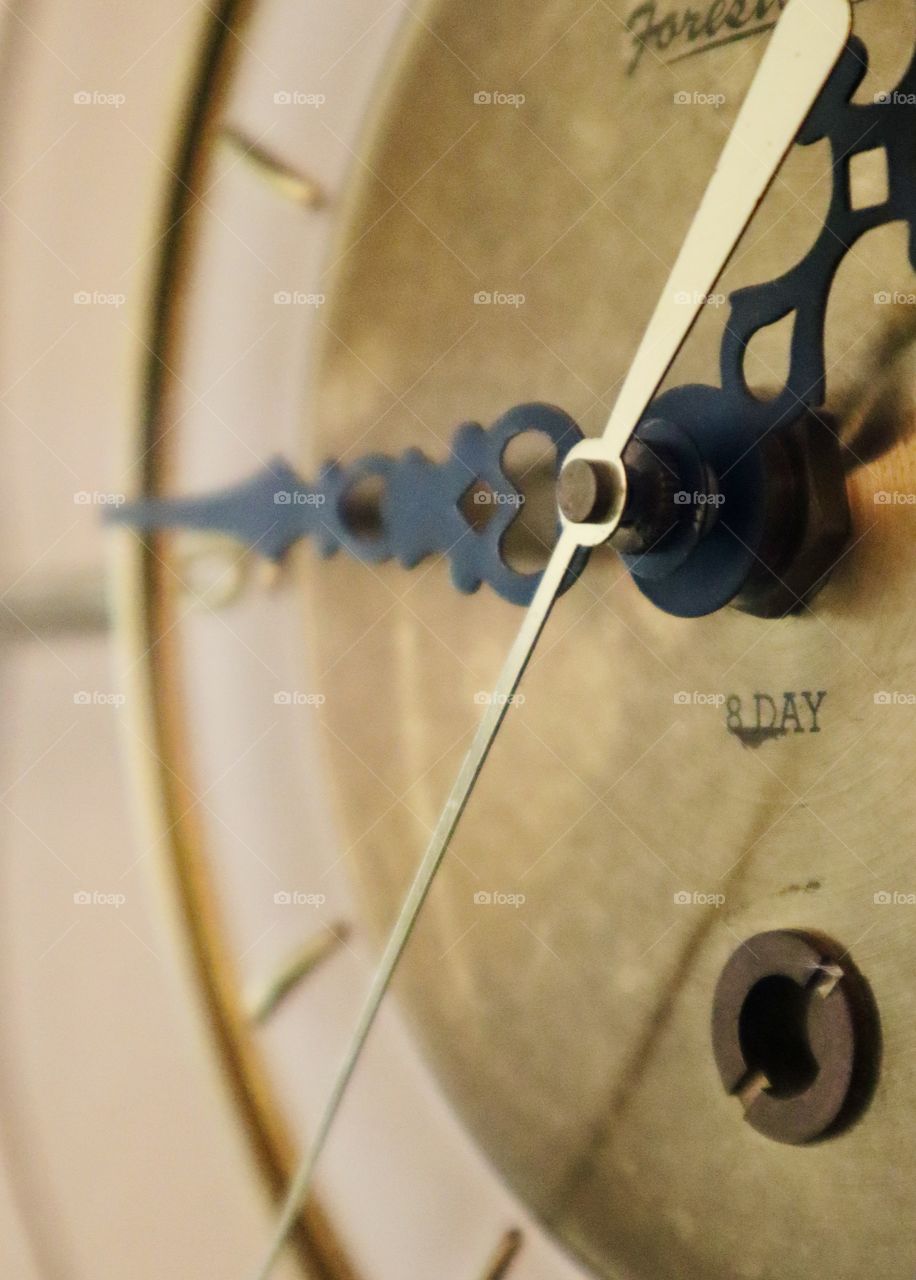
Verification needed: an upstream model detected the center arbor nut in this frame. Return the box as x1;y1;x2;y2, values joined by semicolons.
556;457;621;525
557;434;720;554
711;930;881;1145
558;412;851;619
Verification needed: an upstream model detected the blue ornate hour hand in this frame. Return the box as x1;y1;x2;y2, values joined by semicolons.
109;402;587;607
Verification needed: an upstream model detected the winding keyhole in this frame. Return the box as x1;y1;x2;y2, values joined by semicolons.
713;931;879;1144
738;974;819;1099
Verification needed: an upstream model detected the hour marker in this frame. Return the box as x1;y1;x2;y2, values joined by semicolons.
219;127;325;209
174;536;248;610
478;1229;523;1279
248;923;350;1024
0;568;108;640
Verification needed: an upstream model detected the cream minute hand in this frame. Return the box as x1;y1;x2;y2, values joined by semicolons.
601;0;853;460
561;0;852;551
251;3;851;1275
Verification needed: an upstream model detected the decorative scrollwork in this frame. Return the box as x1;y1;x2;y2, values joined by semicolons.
116;37;912;611
720;36;916;433
112;402;585;606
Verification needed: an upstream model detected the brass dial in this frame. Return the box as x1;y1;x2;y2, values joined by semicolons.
302;3;916;1277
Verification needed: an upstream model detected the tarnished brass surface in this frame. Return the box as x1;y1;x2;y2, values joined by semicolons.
308;3;916;1277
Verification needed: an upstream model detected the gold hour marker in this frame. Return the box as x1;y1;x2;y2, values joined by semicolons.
478;1229;523;1279
219;126;326;209
171;535;248;610
249;922;350;1024
0;567;109;639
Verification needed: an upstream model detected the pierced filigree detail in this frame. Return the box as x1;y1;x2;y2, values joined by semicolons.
720;37;916;431
112;403;585;606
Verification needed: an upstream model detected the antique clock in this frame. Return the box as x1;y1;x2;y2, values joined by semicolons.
4;0;916;1277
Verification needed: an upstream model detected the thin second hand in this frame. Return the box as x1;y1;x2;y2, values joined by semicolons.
251;529;578;1280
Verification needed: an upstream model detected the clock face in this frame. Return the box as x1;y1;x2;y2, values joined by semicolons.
112;1;916;1278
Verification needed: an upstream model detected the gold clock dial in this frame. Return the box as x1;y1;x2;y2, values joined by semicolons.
299;3;916;1277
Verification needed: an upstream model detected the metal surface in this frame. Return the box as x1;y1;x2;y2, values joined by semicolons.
248;925;352;1025
556;459;618;525
219;127;326;208
733;413;852;617
305;0;916;1276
